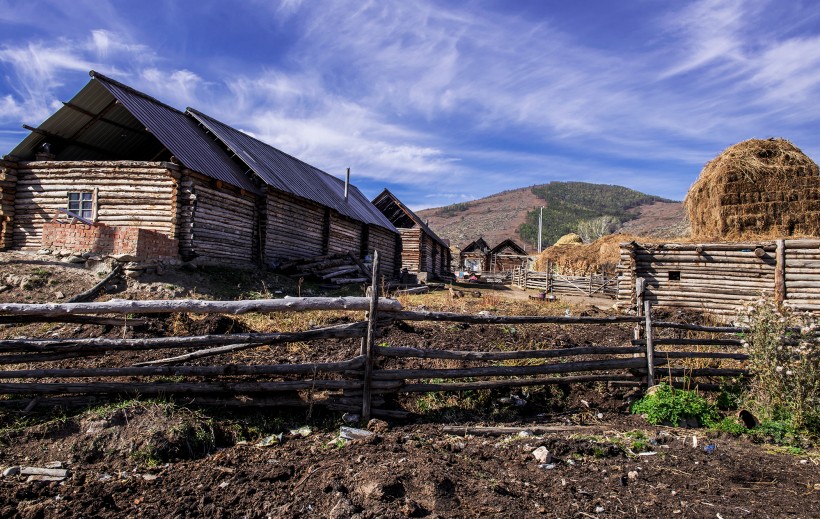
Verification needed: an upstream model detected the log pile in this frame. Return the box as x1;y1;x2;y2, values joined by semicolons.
280;252;372;285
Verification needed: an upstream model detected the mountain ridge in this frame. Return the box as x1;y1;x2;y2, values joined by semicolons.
416;182;687;251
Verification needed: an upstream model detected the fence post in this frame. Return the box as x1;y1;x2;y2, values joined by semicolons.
362;250;380;421
775;239;786;305
644;300;655;387
633;277;645;341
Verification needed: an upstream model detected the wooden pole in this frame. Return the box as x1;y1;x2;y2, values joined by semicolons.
644;300;655;387
362;250;380;421
775;239;786;305
634;277;645;342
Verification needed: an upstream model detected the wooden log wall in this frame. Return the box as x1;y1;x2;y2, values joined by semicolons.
327;213;363;255
783;239;820;311
9;161;178;250
185;176;257;264
367;226;399;280
265;190;326;262
0;164;16;249
421;233;434;274
617;240;820;314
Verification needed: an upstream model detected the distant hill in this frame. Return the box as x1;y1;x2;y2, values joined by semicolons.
416;182;688;251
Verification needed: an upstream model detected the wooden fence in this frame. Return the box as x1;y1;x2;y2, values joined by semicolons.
512;266;618;298
0;255;750;420
618;239;820;315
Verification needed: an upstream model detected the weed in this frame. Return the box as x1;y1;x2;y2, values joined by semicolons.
630;383;719;427
711;417;747;436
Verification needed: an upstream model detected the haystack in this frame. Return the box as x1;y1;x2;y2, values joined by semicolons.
685;138;820;239
535;233;644;275
554;233;583;246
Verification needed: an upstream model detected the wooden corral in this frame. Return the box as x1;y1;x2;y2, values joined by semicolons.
1;71;399;277
372;189;451;280
617;239;820;314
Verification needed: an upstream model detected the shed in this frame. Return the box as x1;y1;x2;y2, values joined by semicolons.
488;238;528;272
0;71;400;276
371;189;451;280
459;238;491;272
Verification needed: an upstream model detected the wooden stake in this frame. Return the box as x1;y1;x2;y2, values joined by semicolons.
362;250;380;421
775;239;786;304
644;300;655;387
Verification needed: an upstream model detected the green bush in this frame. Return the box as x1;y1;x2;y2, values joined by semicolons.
630;383;720;427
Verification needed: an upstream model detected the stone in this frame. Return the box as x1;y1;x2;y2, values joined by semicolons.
111;254;139;263
628;471;638;480
37;249;51;255
366;419;389;433
54;291;65;299
341;413;360;424
2;466;20;477
142;474;159;481
532;446;551;464
58;249;72;257
124;270;141;279
339;426;373;440
0;285;9;294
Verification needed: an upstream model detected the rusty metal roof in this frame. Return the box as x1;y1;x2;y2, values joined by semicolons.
187;108;396;231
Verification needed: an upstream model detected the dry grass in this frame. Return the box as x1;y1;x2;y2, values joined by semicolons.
685;138;820;239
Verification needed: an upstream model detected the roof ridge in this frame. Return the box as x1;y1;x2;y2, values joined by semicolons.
89;70;184;115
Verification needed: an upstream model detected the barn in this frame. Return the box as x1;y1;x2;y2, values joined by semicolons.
0;71;399;277
371;189;451;281
458;237;528;273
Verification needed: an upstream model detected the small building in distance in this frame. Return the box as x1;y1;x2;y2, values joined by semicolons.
488;238;529;272
371;189;451;281
0;71;400;277
458;237;528;274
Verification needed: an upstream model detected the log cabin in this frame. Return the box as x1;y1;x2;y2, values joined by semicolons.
459;238;491;272
487;238;528;273
0;71;400;277
371;189;451;281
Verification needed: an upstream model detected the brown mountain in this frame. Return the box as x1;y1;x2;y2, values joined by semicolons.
416;184;687;252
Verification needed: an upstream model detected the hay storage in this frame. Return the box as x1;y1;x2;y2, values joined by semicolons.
685;138;820;239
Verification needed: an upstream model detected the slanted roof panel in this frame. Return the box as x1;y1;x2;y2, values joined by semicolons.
91;72;261;194
372;189;449;250
187;108;396;231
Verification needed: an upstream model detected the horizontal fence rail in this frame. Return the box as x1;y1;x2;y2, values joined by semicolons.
0;253;758;419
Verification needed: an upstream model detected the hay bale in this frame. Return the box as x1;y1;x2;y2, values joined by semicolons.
554;233;583;246
536;233;645;275
685;138;820;239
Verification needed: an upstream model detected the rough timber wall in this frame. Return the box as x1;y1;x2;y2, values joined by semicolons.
399;228;422;272
0;163;16;249
10;161;177;250
265;191;325;262
367;226;399;280
617;240;820;315
186;176;256;264
327;214;363;255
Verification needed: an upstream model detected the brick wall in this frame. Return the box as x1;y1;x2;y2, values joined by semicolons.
42;221;178;260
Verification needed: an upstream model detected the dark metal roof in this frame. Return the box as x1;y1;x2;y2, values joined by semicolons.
90;72;261;194
187;108;396;231
372;189;450;250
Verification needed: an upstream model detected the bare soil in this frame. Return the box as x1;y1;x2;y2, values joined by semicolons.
0;252;818;518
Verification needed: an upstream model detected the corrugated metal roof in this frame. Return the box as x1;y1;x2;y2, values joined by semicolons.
90;72;261;194
187;108;396;231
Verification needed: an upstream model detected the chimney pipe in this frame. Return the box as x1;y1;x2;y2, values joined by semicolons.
344;167;350;202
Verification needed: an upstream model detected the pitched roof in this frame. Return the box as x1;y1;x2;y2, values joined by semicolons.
8;71;397;231
9;71;261;194
371;189;450;250
490;238;528;255
460;237;490;254
187;108;395;231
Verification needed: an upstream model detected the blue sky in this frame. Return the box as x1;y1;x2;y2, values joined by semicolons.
1;0;819;209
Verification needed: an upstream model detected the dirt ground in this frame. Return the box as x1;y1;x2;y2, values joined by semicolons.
0;251;818;518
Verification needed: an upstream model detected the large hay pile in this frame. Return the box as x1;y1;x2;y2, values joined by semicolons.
685;138;820;239
535;233;645;275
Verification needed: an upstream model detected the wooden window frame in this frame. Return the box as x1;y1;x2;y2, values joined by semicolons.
67;190;97;221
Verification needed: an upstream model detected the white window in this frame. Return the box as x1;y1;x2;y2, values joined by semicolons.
67;192;94;220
